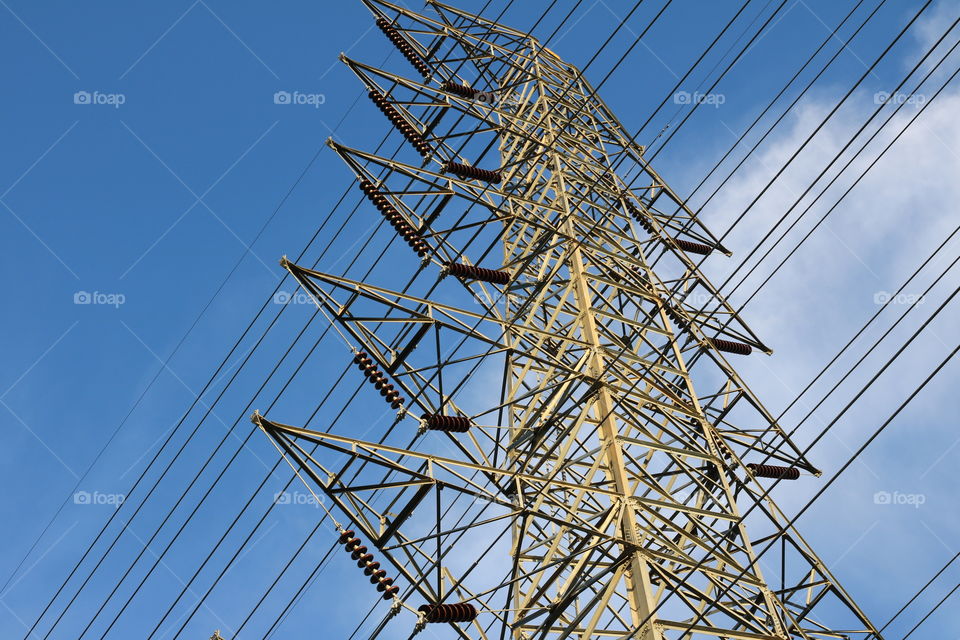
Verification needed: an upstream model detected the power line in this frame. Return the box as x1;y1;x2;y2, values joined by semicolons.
654;0;880;259
719;10;960;308
882;549;960;633
901;577;960;638
671;0;938;313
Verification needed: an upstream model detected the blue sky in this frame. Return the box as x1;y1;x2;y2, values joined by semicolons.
2;0;960;637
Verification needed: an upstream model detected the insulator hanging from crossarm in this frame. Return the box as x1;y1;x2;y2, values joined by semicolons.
623;199;721;256
422;413;471;432
375;18;431;78
687;417;735;459
440;80;500;105
418;603;478;623
353;350;405;408
443;161;502;184
624;199;655;234
747;463;800;480
350;546;369;560
366;90;432;157
441;80;482;99
357;181;430;258
445;262;510;285
670;300;764;355
664;304;689;331
708;338;753;356
672;238;714;256
337;530;400;599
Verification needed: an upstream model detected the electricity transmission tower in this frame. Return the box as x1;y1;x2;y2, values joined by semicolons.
254;1;882;637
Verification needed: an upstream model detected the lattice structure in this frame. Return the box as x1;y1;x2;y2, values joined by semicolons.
254;1;882;637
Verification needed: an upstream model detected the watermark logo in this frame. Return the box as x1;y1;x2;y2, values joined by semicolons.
873;490;926;508
673;91;725;108
74;491;125;507
74;291;126;308
873;291;925;305
445;85;525;109
273;491;324;507
272;290;314;306
675;291;720;307
471;290;508;307
471;90;524;108
73;91;126;109
273;90;326;109
874;91;926;106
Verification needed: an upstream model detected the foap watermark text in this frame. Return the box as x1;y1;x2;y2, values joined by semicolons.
74;291;126;308
273;290;314;305
74;491;125;507
873;291;925;305
874;490;926;509
874;91;926;106
274;90;326;108
274;491;324;507
673;91;725;108
74;91;126;108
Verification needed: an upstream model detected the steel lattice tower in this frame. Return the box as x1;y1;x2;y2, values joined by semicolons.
252;2;882;638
